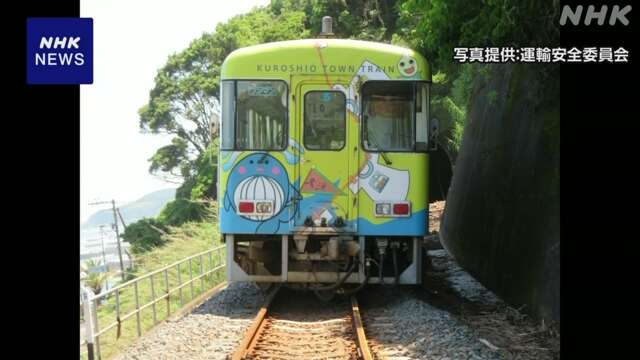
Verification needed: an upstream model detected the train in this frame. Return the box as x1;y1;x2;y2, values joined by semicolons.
218;18;437;298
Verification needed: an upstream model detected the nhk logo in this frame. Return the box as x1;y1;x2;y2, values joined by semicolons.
560;5;631;25
36;37;85;66
27;18;93;84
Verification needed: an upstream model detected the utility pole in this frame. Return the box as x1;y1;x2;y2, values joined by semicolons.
99;225;107;272
116;208;127;229
89;200;125;281
110;199;125;281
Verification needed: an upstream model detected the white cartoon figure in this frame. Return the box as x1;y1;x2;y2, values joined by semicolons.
349;153;409;201
398;55;420;79
233;175;285;221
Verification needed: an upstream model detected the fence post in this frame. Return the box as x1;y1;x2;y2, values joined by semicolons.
164;269;170;317
209;251;213;284
150;274;157;325
81;286;96;360
199;254;204;294
134;281;141;337
92;297;101;359
189;258;194;301
177;263;183;306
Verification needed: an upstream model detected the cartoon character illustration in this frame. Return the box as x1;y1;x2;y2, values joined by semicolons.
283;138;305;165
222;153;300;233
296;168;347;228
369;172;389;193
332;60;391;116
233;175;285;221
221;151;243;171
301;168;344;195
349;153;409;201
397;55;420;79
296;191;346;228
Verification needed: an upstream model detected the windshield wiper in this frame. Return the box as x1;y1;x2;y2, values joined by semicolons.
366;130;392;165
379;150;392;165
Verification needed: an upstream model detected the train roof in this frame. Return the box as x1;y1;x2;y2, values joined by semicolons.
221;38;431;81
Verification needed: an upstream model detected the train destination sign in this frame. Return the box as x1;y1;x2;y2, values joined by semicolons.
256;63;396;74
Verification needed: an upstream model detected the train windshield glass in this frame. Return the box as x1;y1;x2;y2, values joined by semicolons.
234;80;287;150
220;81;235;150
363;82;415;151
304;91;346;150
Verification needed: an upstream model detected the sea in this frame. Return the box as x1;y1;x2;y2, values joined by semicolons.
80;226;132;272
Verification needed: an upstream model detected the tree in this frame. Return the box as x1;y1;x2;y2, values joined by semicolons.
397;0;559;75
139;33;222;183
83;259;108;295
84;272;107;295
121;218;168;253
394;0;559;153
139;5;311;206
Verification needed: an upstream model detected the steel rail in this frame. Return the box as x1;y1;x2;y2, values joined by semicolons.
351;296;373;360
230;289;373;360
230;285;281;360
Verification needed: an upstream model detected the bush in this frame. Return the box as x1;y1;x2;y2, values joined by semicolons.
157;198;210;227
121;218;168;254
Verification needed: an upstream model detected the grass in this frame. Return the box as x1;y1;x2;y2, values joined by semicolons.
81;220;225;360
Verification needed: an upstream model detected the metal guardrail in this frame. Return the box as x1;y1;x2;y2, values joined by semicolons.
81;245;226;360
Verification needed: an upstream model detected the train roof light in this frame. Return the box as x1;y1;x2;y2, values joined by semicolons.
319;16;335;38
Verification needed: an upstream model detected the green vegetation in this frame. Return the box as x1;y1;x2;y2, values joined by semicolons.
83;259;109;294
396;0;559;160
87;208;225;360
121;218;168;253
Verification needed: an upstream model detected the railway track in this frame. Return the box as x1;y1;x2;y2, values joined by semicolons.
230;286;373;360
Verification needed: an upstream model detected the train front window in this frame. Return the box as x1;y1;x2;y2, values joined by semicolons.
363;82;415;152
235;80;287;150
220;81;235;150
304;91;346;150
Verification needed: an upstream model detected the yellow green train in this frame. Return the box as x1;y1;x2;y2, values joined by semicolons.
219;19;437;296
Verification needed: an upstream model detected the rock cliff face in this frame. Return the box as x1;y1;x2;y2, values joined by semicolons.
440;63;560;321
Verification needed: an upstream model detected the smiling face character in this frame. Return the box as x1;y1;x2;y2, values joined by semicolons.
226;153;290;221
398;55;418;77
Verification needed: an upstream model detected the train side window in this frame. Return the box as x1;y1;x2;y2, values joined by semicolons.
415;82;430;151
220;81;235;150
235;80;287;150
362;82;415;152
304;91;346;151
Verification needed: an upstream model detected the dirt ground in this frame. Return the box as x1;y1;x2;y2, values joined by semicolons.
429;201;446;234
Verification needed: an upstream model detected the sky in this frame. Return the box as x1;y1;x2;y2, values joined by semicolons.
80;0;270;223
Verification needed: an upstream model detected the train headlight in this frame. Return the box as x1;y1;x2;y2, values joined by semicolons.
255;201;273;214
375;203;392;216
375;201;411;217
238;200;274;215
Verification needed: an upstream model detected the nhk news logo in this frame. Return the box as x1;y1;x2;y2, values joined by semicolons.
26;18;93;84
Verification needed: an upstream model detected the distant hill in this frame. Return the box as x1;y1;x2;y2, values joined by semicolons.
82;188;176;229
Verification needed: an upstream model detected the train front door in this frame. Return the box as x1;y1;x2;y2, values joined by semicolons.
292;80;356;233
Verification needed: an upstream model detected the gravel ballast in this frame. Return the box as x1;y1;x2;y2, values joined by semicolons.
113;282;266;360
360;249;558;360
361;286;504;360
